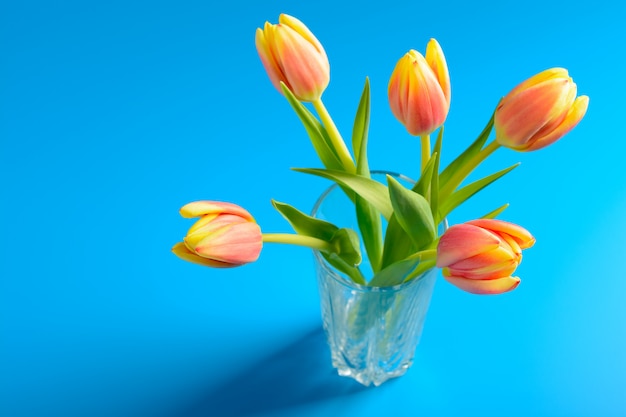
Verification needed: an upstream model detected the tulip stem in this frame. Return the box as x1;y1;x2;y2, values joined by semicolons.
440;140;501;199
420;134;431;173
312;99;356;173
262;233;333;252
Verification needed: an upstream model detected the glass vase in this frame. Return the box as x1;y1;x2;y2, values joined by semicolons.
311;172;437;387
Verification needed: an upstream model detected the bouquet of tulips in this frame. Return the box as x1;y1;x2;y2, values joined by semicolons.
173;14;588;295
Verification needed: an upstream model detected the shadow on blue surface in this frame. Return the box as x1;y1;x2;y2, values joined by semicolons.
181;326;370;417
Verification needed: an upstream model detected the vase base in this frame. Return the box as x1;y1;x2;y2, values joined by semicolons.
334;360;412;387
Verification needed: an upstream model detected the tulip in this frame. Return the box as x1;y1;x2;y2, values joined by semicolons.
172;201;262;268
495;68;589;152
388;39;451;136
436;219;535;295
255;14;330;102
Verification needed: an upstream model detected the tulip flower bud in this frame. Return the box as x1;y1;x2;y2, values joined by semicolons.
388;39;451;136
172;201;262;268
495;68;589;152
255;14;330;102
436;219;535;295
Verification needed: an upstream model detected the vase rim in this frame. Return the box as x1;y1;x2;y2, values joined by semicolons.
311;170;434;293
310;169;415;219
313;249;435;293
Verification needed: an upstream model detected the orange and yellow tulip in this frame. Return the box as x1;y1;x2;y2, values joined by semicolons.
388;39;451;136
436;219;535;295
172;201;262;268
495;68;589;152
255;14;330;102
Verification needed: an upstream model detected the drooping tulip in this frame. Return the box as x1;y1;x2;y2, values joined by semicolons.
172;201;262;268
388;39;451;136
436;219;535;295
495;68;589;152
255;14;330;102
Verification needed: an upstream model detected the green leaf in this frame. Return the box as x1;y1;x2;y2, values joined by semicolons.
439;113;494;192
369;257;422;287
380;214;415;269
355;198;382;272
292;168;393;220
412;154;437;197
431;128;443;222
387;175;436;250
352;77;371;176
321;252;366;285
382;171;430;270
330;228;362;266
273;200;365;283
403;259;437;283
350;78;382;272
439;163;520;219
373;248;438;286
280;83;343;171
481;203;510;219
271;200;338;241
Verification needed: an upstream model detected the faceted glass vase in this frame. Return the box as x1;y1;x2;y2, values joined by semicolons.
311;172;437;387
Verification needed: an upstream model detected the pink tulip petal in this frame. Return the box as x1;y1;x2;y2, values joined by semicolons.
194;222;263;264
279;14;328;63
436;224;500;267
180;201;255;221
425;38;451;105
530;81;577;141
185;214;249;247
404;52;448;135
256;14;329;102
495;78;574;149
495;67;587;153
185;213;219;236
171;242;239;268
388;50;449;136
448;244;518;278
444;274;521;295
255;27;287;94
274;24;329;102
466;219;535;249
498;233;522;260
504;68;569;100
450;244;515;267
525;95;589;151
447;257;518;280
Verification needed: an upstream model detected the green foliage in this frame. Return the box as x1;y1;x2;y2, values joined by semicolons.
280;83;343;171
481;203;510;219
380;214;415;269
274;88;523;287
292;168;393;220
438;163;519;219
387;176;436;250
439;114;494;195
271;200;363;280
369;257;422;287
272;200;338;241
351;78;383;272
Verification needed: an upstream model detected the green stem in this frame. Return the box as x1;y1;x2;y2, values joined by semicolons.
264;233;367;285
420;134;431;173
262;233;332;252
312;98;356;173
440;140;501;199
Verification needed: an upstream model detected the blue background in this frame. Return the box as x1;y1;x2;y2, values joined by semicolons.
1;1;625;416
